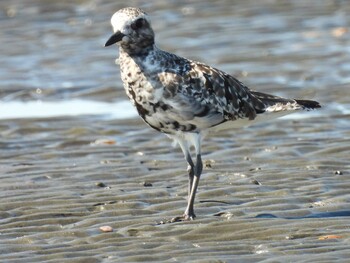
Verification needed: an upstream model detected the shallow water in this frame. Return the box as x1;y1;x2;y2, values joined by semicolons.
1;0;350;262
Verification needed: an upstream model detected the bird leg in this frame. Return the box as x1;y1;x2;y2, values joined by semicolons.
177;139;195;201
185;155;195;200
183;154;203;220
170;134;202;222
170;152;195;223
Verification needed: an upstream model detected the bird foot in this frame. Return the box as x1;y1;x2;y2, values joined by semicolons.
157;213;196;224
171;213;196;223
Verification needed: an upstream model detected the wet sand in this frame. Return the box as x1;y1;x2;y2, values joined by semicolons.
1;113;349;262
1;0;350;262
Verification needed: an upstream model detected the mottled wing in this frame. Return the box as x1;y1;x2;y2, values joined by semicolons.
162;61;266;130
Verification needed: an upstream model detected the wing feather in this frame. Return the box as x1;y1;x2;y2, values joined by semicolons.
155;56;306;132
175;61;266;123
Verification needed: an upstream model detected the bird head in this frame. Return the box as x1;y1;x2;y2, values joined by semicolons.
105;7;155;54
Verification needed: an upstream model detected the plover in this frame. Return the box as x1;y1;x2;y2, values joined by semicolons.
105;7;321;221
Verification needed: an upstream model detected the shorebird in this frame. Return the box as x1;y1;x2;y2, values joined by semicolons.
105;7;321;221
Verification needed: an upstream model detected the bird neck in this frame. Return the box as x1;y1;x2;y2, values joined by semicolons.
119;45;162;68
119;42;156;57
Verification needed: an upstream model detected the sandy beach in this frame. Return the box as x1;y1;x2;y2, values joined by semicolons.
1;0;349;262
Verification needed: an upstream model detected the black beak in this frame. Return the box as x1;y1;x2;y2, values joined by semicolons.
104;31;125;47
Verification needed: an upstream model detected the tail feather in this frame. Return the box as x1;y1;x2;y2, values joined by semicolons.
250;90;321;113
294;99;321;110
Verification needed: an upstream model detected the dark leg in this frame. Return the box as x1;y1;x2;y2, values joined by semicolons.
183;154;203;220
169;141;195;223
177;139;195;201
185;153;195;200
167;134;202;223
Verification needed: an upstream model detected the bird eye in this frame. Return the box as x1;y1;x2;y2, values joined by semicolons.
131;18;144;30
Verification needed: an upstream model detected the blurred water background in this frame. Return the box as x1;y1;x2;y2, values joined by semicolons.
1;0;350;262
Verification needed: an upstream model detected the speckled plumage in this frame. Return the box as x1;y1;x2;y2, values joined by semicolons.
105;7;321;221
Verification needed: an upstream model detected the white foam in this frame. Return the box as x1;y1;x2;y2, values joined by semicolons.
0;99;138;120
1;99;344;123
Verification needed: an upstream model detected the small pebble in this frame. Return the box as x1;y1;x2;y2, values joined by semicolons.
251;179;261;185
318;234;342;240
249;167;261;171
99;226;113;232
91;138;116;145
204;159;215;168
96;182;107;188
143;181;153;187
205;163;212;168
331;27;348;38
